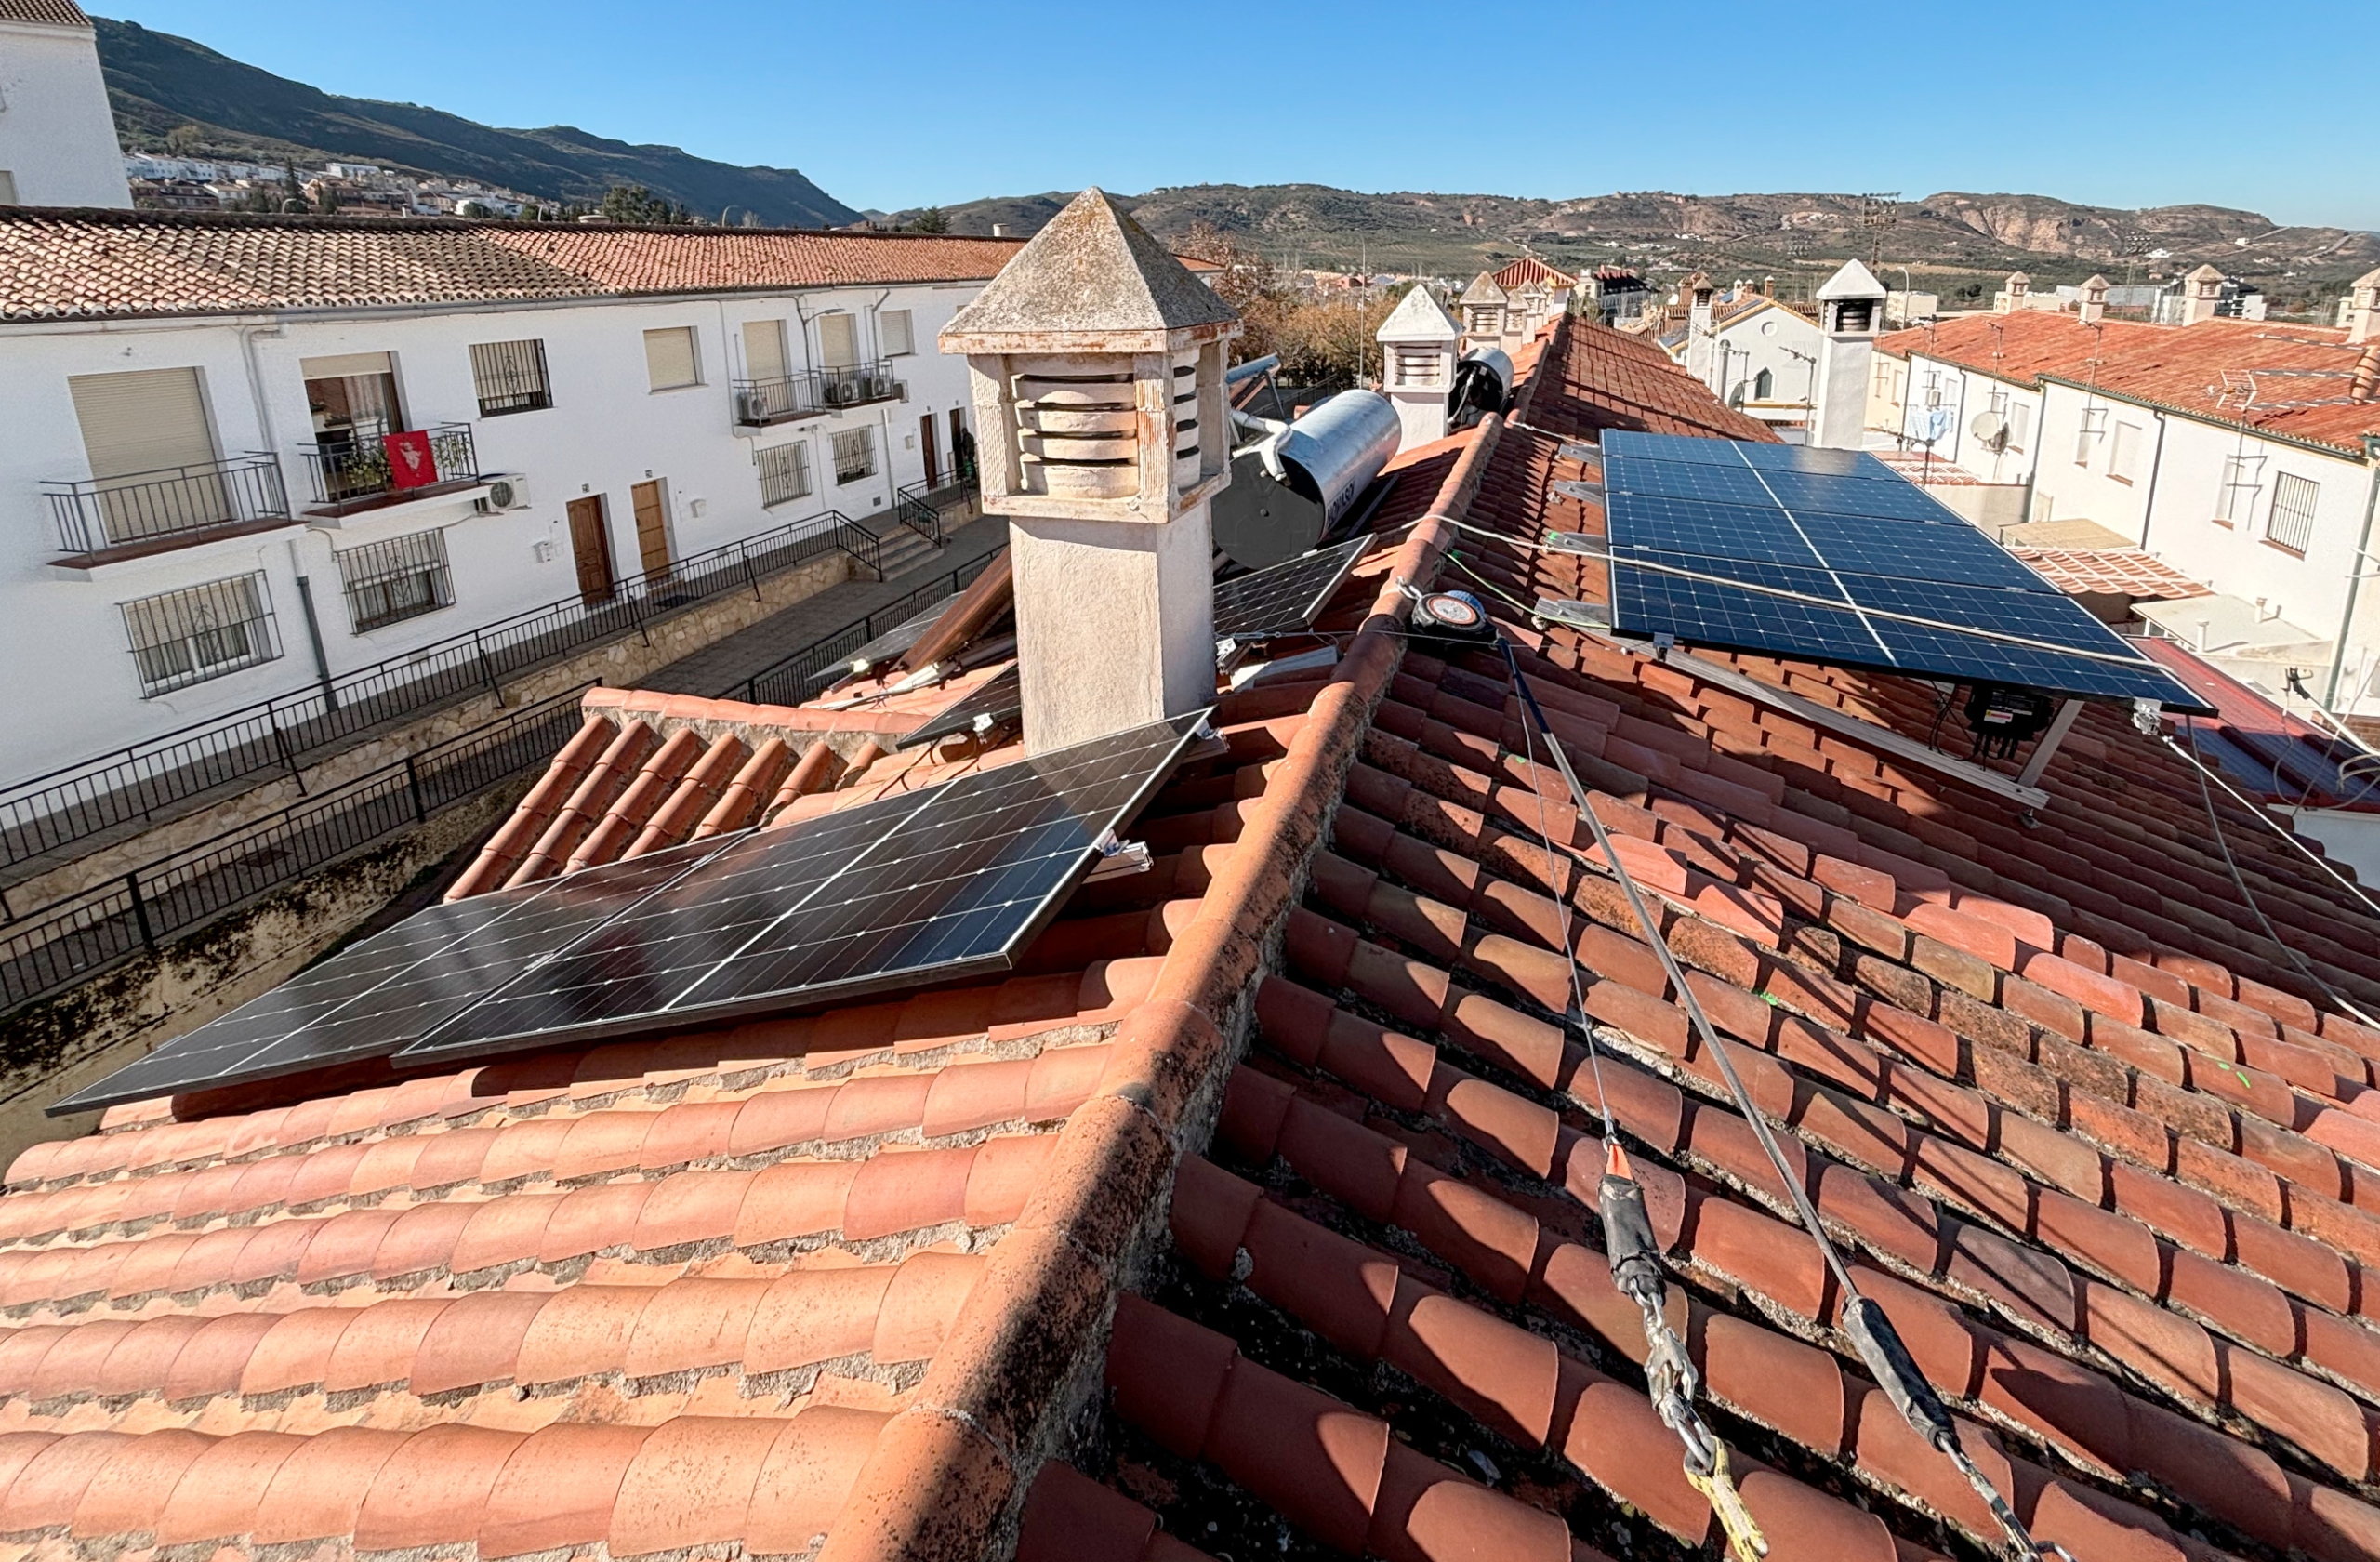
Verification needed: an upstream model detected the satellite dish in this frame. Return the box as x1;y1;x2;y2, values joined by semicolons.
1969;412;2011;450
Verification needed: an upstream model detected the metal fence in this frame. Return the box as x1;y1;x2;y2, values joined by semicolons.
0;689;588;1013
44;454;291;558
0;511;881;875
734;545;1007;708
296;423;480;513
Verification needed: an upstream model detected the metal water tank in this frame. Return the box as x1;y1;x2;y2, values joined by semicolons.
1211;390;1401;569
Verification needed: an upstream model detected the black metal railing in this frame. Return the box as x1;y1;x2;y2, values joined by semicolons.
731;361;904;426
0;690;588;1013
44;454;292;559
734;545;1007;708
0;512;882;876
892;486;944;548
297;423;480;514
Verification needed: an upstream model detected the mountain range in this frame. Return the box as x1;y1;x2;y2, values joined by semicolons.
94;17;858;228
93;17;2377;313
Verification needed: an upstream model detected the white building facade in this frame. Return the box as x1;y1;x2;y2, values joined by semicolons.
0;215;1022;786
0;0;131;208
1669;294;1824;432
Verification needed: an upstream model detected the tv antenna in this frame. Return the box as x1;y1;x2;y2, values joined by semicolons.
1859;192;1900;268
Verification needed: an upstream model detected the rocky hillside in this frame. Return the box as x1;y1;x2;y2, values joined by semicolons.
897;184;2380;309
95;17;858;228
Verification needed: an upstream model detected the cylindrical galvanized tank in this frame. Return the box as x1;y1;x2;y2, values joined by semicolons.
1449;347;1513;421
1271;390;1402;530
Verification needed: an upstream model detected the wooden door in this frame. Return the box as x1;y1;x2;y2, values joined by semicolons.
567;495;615;605
630;480;671;581
919;414;939;489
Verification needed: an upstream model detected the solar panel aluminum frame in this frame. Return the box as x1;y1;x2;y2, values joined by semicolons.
1210;536;1369;644
391;710;1215;1065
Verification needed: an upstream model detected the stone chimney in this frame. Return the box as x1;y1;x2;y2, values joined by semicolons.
1999;271;2030;312
2079;274;2109;325
1684;271;1717;386
1810;259;1887;449
939;188;1240;753
2347;268;2380;346
1374;285;1461;453
2181;263;2226;325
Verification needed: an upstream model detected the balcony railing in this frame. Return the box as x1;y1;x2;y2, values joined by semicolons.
732;360;905;426
297;423;482;515
43;454;292;562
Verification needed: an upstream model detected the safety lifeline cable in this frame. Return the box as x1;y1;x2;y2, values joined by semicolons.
1495;642;2069;1562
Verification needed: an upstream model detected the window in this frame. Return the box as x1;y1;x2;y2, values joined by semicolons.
832;428;875;485
1752;367;1774;400
2007;402;2030;452
820;312;859;370
2215;454;2263;526
1871;358;1899;402
121;573;280;695
757;441;812;508
2268;472;2320;553
2109;421;2143;483
2072;404;2106;467
879;309;915;357
469;339;551;416
643;326;700;391
337;528;455;631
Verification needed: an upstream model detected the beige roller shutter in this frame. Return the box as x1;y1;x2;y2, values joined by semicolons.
742;319;787;382
644;326;700;390
819;312;858;369
298;351;393;380
70;367;217;479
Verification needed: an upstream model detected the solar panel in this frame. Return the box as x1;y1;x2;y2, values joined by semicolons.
897;665;1023;750
399;712;1210;1062
50;837;734;1115
1597;432;2211;711
1212;537;1368;642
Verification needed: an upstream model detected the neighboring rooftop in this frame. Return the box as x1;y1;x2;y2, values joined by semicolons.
1489;256;1579;291
1880;311;2380;455
7;308;2380;1562
0;0;89;25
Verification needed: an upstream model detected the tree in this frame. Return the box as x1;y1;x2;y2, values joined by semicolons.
164;124;204;156
600;184;676;225
906;206;950;234
1175;220;1287;365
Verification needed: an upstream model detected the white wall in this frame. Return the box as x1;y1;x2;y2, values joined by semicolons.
0;19;131;208
1888;356;2043;487
0;281;985;786
1704;302;1822;426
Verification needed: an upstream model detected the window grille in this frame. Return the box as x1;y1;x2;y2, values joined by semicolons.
469;338;552;416
121;572;281;695
833;428;875;485
758;441;812;508
879;310;915;356
337;527;455;631
2268;471;2320;553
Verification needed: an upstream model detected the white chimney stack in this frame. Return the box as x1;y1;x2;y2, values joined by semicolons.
2079;273;2109;326
2182;263;2226;325
1999;271;2030;313
1374;285;1461;453
2346;268;2380;346
940;189;1240;754
1684;272;1717;386
1810;259;1887;450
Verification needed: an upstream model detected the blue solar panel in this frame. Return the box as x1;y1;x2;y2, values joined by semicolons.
1597;431;2211;711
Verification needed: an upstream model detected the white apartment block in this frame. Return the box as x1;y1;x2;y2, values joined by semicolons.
0;0;130;208
1660;285;1826;432
0;212;1031;787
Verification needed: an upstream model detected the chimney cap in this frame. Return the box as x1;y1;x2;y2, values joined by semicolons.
2185;262;2226;283
1815;258;1887;300
1376;285;1461;342
2082;274;2109;289
940;187;1237;354
1458;271;1510;305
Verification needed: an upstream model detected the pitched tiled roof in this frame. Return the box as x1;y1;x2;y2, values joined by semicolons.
1881;311;2380;456
0;210;1033;321
1491;257;1580;291
1521;312;1780;443
2011;545;2213;602
0;0;88;23
10;306;2380;1562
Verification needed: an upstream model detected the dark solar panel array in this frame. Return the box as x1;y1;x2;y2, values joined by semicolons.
1598;432;2209;710
1211;537;1368;642
56;715;1207;1113
897;665;1023;750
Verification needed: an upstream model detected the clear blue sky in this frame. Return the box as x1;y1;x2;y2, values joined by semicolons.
108;0;2379;231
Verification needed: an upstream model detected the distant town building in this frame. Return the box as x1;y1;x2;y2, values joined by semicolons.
1457;257;1578;354
0;0;131;208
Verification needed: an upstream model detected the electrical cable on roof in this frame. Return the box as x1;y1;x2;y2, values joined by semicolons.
1495;644;2070;1562
2168;717;2380;1029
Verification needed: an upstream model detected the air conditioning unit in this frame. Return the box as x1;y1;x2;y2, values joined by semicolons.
476;473;531;513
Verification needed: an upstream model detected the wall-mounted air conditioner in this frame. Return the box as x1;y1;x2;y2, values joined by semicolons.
476;473;532;513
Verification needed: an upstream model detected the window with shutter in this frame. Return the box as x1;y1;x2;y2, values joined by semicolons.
820;313;859;369
69;367;218;480
2110;421;2142;483
879;310;915;356
2268;472;2319;553
743;319;788;382
643;327;700;390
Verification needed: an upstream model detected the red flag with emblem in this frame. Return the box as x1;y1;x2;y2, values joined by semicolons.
383;429;438;489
